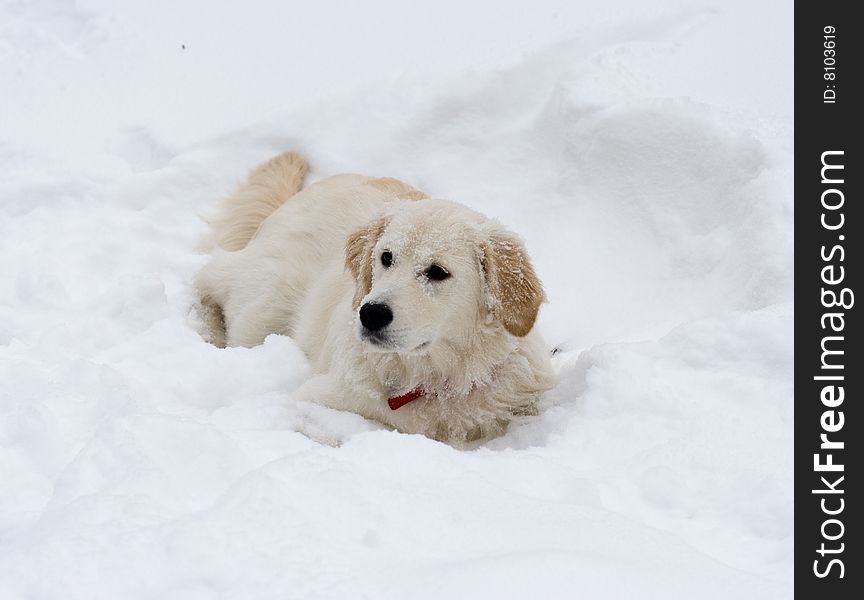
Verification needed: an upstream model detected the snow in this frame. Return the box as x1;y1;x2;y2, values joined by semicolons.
1;0;792;598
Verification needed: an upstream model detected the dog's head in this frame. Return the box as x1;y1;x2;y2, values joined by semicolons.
345;200;544;353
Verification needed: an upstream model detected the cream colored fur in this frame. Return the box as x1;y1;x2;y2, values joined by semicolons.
195;151;556;443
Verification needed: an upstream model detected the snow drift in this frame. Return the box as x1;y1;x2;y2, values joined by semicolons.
1;0;792;598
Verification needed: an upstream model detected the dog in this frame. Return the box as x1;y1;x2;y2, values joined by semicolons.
195;151;556;443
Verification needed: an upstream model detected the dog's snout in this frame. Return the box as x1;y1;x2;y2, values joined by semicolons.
359;302;393;331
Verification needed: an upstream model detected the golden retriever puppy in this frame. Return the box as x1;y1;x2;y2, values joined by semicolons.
195;151;556;442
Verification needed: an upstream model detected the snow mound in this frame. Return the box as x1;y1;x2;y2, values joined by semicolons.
1;1;792;598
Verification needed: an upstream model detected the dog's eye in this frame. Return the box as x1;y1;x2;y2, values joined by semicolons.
424;264;450;281
381;251;393;268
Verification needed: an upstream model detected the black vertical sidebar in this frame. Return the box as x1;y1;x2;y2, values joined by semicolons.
795;1;860;598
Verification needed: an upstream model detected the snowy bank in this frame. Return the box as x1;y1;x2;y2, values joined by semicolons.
1;0;792;598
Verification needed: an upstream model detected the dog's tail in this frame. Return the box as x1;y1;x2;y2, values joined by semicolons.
203;151;308;252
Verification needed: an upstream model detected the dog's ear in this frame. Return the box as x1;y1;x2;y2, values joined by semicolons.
480;227;545;337
345;217;387;309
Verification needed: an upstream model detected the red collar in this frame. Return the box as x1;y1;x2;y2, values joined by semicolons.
388;387;426;410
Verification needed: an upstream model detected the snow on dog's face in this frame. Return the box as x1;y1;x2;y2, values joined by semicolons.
345;199;544;354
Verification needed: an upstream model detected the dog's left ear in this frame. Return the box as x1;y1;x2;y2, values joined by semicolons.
480;227;545;337
345;217;387;310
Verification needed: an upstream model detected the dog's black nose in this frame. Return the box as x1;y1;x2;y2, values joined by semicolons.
359;302;393;331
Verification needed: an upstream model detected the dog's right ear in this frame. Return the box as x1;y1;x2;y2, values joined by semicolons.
345;217;387;309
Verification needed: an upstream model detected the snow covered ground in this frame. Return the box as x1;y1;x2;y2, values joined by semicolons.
1;0;793;598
